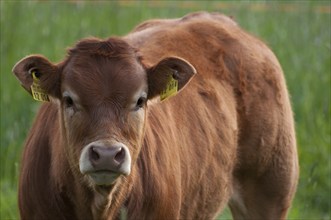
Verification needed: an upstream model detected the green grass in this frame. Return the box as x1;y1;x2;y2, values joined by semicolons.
1;1;330;219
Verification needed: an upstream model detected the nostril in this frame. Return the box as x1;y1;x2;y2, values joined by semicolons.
114;147;125;164
89;147;100;162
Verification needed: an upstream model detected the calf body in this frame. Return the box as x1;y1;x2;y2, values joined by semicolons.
13;12;298;220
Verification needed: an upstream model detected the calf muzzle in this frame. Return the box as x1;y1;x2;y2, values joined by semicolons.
79;140;131;186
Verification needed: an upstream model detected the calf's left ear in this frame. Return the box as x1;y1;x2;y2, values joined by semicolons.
146;57;196;100
12;55;61;100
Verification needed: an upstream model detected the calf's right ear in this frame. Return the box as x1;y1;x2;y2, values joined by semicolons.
12;55;61;100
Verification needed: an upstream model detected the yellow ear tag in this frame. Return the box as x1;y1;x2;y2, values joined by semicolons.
30;71;50;102
160;74;178;101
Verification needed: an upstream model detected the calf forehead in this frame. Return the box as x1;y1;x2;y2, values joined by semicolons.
64;56;145;97
62;39;146;105
62;57;147;109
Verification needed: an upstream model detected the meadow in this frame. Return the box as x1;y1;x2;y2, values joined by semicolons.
0;1;330;219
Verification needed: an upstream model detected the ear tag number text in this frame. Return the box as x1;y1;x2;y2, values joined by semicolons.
160;74;178;101
30;71;50;102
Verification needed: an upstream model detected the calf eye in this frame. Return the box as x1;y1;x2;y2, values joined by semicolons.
135;97;146;110
63;95;74;108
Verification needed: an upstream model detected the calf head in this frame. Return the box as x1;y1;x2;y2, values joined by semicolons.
12;37;196;189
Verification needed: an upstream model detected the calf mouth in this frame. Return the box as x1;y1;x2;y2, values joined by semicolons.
87;170;121;186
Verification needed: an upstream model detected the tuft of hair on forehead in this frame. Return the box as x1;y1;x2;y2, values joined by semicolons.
67;37;139;59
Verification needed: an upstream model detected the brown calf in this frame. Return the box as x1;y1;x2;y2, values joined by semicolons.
13;12;298;220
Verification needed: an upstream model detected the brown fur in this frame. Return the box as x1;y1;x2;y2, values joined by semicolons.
13;12;298;220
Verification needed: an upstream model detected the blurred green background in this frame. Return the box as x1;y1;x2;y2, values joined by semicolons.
0;1;330;219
